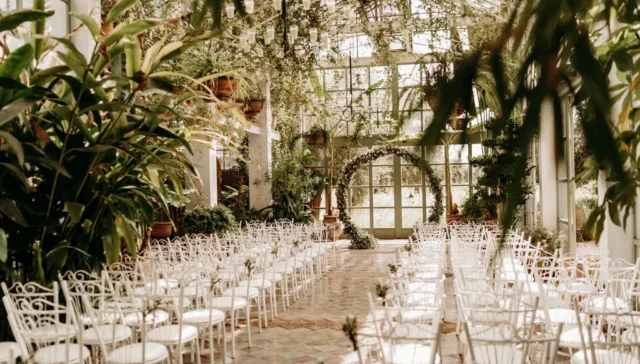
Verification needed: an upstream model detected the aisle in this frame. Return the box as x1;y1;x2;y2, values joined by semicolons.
222;241;403;364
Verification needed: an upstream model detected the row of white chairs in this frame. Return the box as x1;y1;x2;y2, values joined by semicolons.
450;222;640;363
1;221;341;364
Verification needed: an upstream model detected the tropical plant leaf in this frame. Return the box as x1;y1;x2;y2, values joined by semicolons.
0;229;7;262
105;19;162;46
0;43;34;79
106;0;138;23
63;202;85;223
0;9;52;32
70;12;100;40
0;131;24;165
0;199;27;226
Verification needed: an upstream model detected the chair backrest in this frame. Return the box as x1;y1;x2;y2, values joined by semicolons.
363;293;441;364
2;294;80;360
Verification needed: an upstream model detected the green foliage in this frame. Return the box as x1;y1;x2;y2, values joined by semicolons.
265;139;325;223
460;187;497;222
463;120;533;219
574;101;595;185
183;205;236;235
420;0;638;241
0;1;227;282
523;226;562;256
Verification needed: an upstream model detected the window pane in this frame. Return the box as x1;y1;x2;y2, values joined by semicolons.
448;144;469;162
373;187;394;207
428;146;445;163
351;209;370;228
372;154;394;166
450;165;470;185
352;167;370;186
398;64;421;87
372;166;394;185
374;208;395;228
450;186;470;210
350;188;370;207
401;166;422;185
352;67;369;89
402;208;423;228
325;69;346;90
431;165;446;185
370;66;391;86
402;187;423;207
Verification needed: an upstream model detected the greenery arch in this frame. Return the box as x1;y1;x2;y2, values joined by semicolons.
336;145;444;249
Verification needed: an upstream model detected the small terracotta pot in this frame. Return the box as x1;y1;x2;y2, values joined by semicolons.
213;76;237;101
303;135;326;145
324;215;339;224
150;221;172;239
244;99;264;121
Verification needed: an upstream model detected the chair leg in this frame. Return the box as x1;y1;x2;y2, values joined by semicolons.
209;326;214;364
256;297;263;333
221;321;227;362
245;306;252;348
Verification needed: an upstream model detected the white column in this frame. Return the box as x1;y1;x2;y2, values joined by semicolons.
598;66;633;262
248;82;273;210
190;141;218;206
69;0;100;60
539;98;558;231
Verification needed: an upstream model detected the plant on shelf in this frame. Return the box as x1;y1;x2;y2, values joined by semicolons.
461;119;533;222
303;125;328;146
0;0;234;282
183;205;237;236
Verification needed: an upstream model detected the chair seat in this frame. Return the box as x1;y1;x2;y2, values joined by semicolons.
82;324;132;345
391;323;437;339
147;325;198;344
33;344;90;364
108;343;168;364
209;296;248;310
182;309;225;325
560;327;604;348
222;287;259;299
24;323;76;343
381;343;440;364
571;349;639;364
583;297;629;312
537;308;587;325
238;279;272;289
122;310;170;326
0;342;22;362
467;345;523;364
79;313;117;326
394;308;440;323
404;293;438;306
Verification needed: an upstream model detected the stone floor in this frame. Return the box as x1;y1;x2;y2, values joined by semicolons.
211;240;462;364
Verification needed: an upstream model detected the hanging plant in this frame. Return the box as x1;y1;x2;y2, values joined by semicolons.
336;146;443;249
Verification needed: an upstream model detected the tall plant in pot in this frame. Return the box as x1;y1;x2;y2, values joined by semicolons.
0;1;235;282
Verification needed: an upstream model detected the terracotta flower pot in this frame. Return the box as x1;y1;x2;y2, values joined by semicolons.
150;221;172;239
324;215;338;224
303;135;326;145
244;99;264;121
213;76;237;101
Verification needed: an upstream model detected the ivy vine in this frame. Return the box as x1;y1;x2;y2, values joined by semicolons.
337;146;444;249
